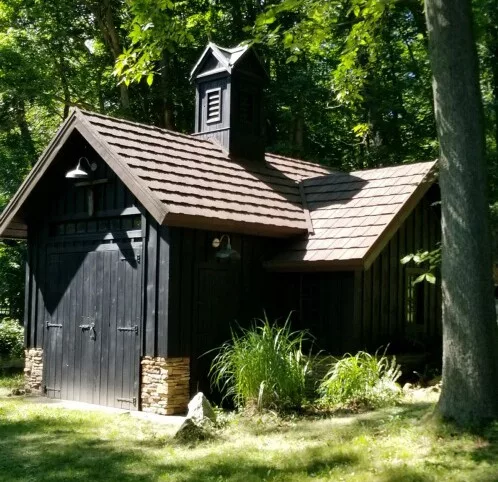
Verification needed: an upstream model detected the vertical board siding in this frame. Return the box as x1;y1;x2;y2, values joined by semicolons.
166;227;280;395
359;188;442;350
142;216;171;358
25;134;141;350
156;227;170;355
296;272;355;355
144;219;158;355
23;238;33;348
25;136;144;409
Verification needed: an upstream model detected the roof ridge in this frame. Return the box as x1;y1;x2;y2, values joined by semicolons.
77;109;216;145
349;160;438;176
265;152;329;168
77;109;336;176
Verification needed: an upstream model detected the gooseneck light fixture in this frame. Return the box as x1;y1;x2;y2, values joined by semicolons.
65;157;97;179
212;234;240;260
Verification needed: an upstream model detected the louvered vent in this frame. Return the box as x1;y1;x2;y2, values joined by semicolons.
206;88;221;123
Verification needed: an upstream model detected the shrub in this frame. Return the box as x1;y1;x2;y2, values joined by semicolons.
209;314;312;411
0;318;24;360
318;350;402;409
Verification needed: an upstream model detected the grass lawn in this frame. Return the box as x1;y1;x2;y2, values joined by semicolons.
0;379;497;482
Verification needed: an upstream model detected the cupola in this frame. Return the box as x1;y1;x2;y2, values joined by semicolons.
190;43;269;162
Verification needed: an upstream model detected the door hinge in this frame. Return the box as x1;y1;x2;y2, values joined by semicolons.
46;321;63;328
43;385;61;393
117;397;136;407
117;325;138;334
120;254;140;263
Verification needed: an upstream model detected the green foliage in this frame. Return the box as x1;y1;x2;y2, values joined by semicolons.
253;0;437;167
401;242;441;285
113;0;199;86
0;242;25;319
0;318;24;360
318;350;402;409
209;314;312;411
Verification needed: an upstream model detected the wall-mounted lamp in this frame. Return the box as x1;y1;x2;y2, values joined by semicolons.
65;157;97;179
212;234;240;261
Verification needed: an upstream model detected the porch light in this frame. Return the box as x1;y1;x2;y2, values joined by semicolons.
212;234;240;260
65;157;97;179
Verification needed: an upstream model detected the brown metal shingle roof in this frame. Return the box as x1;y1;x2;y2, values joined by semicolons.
267;160;437;269
81;110;331;235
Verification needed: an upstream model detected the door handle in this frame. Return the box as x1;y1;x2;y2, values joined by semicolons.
79;322;96;340
89;323;96;340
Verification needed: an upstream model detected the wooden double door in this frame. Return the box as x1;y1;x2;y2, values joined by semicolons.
43;241;142;409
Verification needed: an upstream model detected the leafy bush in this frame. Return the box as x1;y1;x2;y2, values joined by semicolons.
0;242;26;320
318;350;402;409
0;318;24;360
210;314;312;411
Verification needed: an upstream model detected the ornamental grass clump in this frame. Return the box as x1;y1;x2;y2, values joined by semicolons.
318;350;402;409
209;314;312;411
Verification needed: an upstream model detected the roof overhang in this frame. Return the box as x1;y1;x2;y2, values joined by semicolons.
264;258;364;272
162;212;305;238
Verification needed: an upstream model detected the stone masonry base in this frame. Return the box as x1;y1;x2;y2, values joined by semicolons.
140;356;190;415
24;348;43;393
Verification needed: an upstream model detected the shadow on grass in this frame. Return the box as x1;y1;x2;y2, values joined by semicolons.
238;401;435;441
157;448;359;482
0;415;150;482
0;402;360;482
464;421;498;481
380;467;435;482
4;397;495;482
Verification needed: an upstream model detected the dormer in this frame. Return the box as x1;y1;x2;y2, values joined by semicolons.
191;43;269;162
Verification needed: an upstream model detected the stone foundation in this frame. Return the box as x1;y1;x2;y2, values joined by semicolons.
24;348;43;393
140;356;190;415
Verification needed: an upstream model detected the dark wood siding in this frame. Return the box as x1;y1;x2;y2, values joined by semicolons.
195;76;231;149
166;227;279;395
24;132;142;350
23;134;145;408
356;187;442;351
142;217;170;357
193;49;266;162
268;272;355;355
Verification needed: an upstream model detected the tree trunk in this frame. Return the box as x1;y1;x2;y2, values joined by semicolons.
15;100;36;167
425;0;498;424
56;54;71;119
159;53;176;130
86;0;130;111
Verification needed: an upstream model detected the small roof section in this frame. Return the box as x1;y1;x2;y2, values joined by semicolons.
267;161;438;270
190;42;268;81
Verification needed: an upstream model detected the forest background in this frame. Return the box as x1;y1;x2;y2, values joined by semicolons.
0;0;496;318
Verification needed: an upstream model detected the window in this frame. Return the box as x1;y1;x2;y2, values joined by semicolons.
406;269;425;326
206;88;222;123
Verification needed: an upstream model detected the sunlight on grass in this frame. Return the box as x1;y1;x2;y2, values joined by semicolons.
0;390;497;482
0;373;24;392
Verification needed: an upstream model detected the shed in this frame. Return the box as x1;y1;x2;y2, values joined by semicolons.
0;44;441;414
